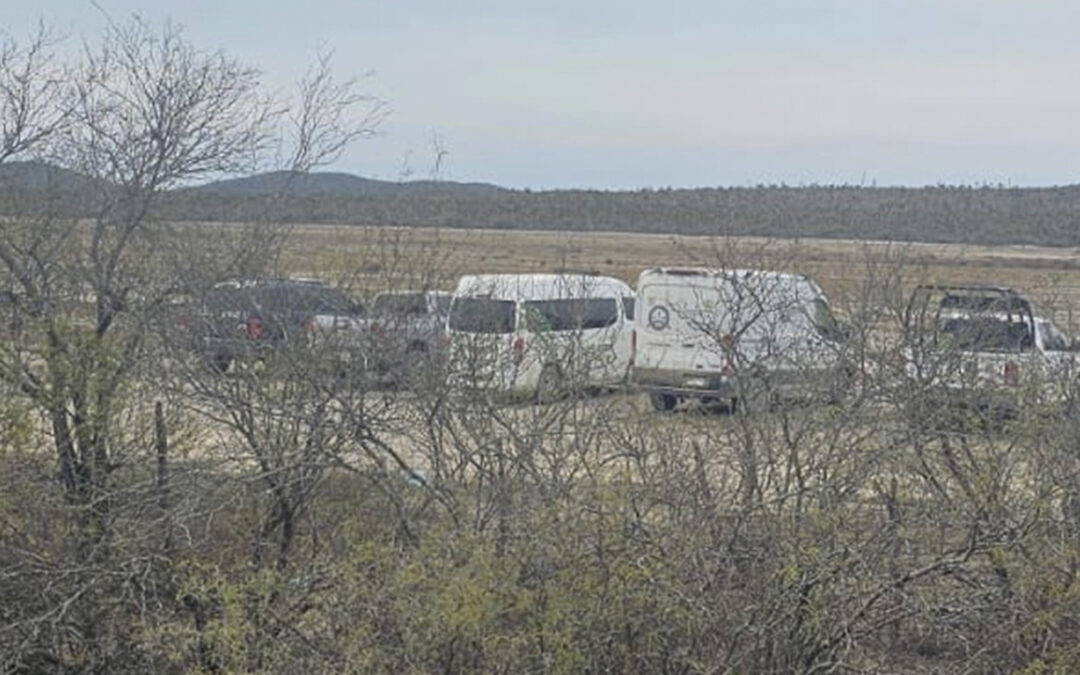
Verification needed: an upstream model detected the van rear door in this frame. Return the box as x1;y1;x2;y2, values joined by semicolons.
637;279;731;374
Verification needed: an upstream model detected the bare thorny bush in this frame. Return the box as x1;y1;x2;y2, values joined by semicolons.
3;17;1080;675
0;14;380;673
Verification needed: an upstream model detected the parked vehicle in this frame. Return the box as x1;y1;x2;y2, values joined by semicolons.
633;267;851;411
179;278;364;372
902;284;1078;419
446;273;635;400
361;289;453;382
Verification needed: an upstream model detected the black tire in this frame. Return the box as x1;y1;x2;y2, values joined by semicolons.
827;362;857;405
210;351;232;374
401;342;429;386
650;393;678;412
733;376;779;414
536;364;564;404
407;341;427;354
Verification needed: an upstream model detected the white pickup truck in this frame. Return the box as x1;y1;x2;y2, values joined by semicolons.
902;284;1078;420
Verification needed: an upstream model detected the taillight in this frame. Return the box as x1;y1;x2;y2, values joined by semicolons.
512;335;527;365
1003;361;1020;385
245;316;262;340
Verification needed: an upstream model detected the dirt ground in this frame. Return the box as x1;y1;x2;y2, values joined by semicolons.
263;223;1080;323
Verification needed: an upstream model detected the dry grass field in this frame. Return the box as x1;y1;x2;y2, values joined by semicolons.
265;222;1080;322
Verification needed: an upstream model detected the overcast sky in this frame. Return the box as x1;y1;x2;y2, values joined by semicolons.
3;1;1079;189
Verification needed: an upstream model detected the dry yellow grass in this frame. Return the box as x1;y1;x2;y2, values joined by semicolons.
172;221;1078;325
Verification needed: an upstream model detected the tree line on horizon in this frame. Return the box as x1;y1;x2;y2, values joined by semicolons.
209;183;1078;246
4;162;1080;247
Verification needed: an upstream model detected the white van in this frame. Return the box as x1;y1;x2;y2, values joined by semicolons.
447;273;635;400
633;267;850;411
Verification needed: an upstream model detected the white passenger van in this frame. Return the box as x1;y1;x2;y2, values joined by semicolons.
633;267;850;411
447;273;635;400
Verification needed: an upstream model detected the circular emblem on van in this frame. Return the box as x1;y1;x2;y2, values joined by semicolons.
648;305;670;330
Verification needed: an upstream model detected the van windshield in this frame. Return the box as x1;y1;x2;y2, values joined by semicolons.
811;299;842;340
449;298;515;334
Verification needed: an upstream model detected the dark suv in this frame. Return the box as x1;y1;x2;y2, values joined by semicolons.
177;278;364;372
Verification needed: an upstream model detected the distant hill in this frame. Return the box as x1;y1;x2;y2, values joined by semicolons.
185;171;508;198
0;161;103;193
0;163;509;199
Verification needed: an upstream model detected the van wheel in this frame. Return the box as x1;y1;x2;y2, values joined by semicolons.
402;342;429;384
210;352;232;374
536;365;564;404
650;393;678;412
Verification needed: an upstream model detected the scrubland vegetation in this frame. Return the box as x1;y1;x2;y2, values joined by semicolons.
6;14;1080;675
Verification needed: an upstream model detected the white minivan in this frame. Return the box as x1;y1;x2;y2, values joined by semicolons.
633;267;850;411
447;273;635;400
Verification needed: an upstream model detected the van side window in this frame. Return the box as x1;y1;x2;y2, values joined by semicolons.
448;298;515;334
581;298;619;329
622;297;635;320
523;298;619;332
